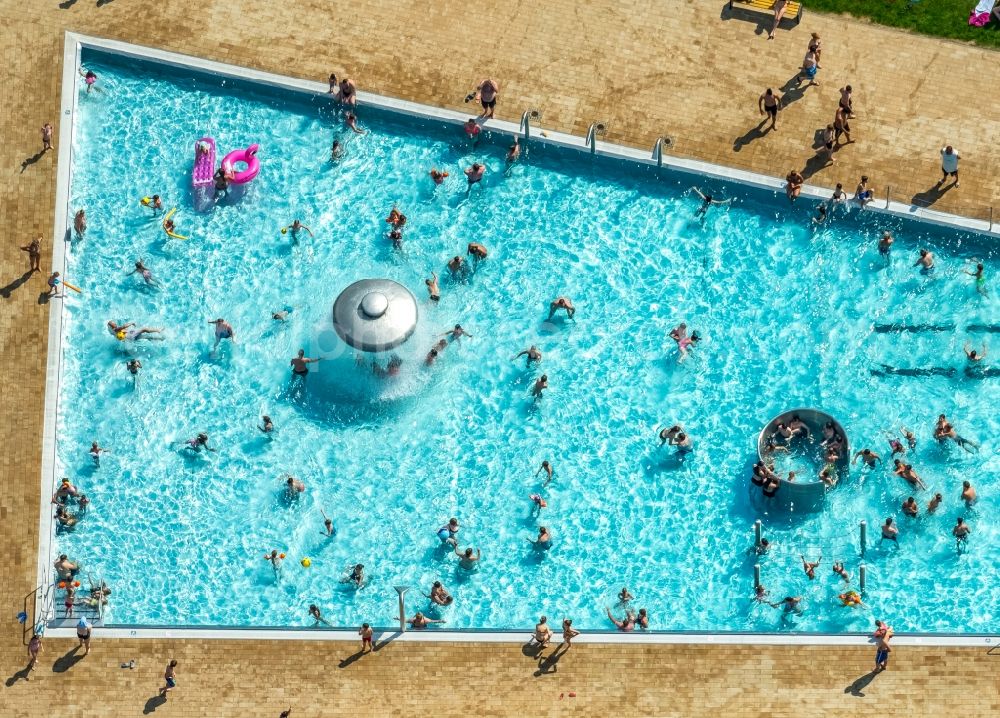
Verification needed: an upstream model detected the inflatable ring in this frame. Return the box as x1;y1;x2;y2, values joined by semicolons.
221;144;261;184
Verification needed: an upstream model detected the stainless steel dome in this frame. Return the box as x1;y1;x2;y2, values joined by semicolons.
332;279;418;352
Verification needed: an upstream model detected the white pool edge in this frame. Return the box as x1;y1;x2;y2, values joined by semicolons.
36;31;1000;648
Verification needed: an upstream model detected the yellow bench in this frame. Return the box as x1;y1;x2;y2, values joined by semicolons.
727;0;803;26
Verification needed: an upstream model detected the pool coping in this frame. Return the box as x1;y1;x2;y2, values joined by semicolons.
37;31;999;647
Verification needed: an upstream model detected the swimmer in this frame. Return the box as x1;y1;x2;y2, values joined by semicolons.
819;467;836;487
800;554;821;580
454;546;481;570
547;296;575;321
531;374;549;399
447;255;466;277
811;204;827;225
74;209;87;237
385;208;406;229
902;496;919;517
371;354;403;378
258;415;274;435
76;494;89;514
785;170;804;202
754;584;770;603
272;307;294;321
425;347;442;366
755;537;771;555
330;140;344;161
88;441;107;466
535;460;553;486
437;518;460;547
961;480;977;506
79;68;100;92
467;242;488;261
963;342;986;363
54;554;79;580
852;448;882;468
927;492;943;513
618;587;635;604
266;549;283;576
345;112;365;134
512;345;542;366
334;77;357;106
342;563;365;587
878;231;894;259
309;604;331;626
139;195;164;216
426;581;453;606
605;607;636;632
774;596;802;615
20;236;41;273
935;414;979;453
124;359;141;387
162;210;185;238
901;427;917;450
403;612;445;629
505;137;520;166
838;591;864;608
832;562;850;583
183;433;216;453
887;436;905;456
880;517;898;542
464;162;485;185
690;186;732;216
284;476;306;495
321;509;336;537
463;118;482;143
529;493;547;514
213;167;231;196
429;168;449;184
283;219;314;241
962;262;987;296
892;459;926;490
787;415;810;438
659;424;682;446
527;526;553;551
914;248;935;275
106;321;165;342
208;318;235;350
441;324;473;342
51;478;79;504
952;517;971;546
290;349;321;379
669;323;700;362
126;259;158;286
669;430;694;460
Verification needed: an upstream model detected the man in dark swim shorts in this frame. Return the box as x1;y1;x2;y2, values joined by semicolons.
475;78;499;119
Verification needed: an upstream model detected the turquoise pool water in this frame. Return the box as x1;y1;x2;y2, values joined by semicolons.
53;49;998;633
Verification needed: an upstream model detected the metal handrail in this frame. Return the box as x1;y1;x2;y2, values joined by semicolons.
585;122;607;154
520;109;541;141
651;136;674;167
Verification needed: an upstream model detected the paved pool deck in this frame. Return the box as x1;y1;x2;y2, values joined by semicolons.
1;1;998;716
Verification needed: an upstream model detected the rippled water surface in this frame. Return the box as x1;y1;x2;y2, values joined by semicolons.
54;51;998;632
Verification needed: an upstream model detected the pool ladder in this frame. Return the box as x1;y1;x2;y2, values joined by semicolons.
651;136;674;167
520;109;542;140
585;121;608;154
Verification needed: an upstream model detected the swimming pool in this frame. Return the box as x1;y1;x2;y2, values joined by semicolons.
48;44;998;634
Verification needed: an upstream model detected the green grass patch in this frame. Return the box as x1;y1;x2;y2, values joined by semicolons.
806;0;1000;48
